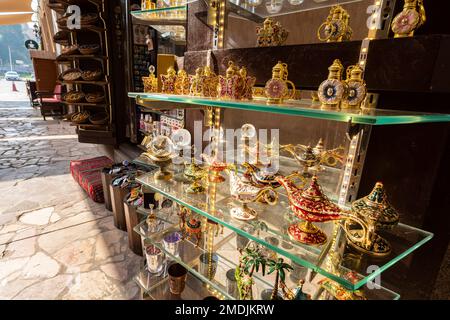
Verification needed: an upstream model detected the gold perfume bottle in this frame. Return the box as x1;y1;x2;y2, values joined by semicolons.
391;0;426;38
189;67;204;96
174;69;190;95
342;65;367;109
264;61;296;104
142;65;158;93
317;5;352;42
201;66;219;98
256;17;288;47
218;61;254;100
160;66;177;94
317;59;346;109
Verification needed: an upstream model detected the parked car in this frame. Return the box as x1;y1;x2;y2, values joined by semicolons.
5;71;21;81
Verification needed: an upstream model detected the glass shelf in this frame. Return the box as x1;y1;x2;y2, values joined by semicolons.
128;92;450;125
227;0;364;19
136;168;433;290
131;5;187;24
135;219;274;300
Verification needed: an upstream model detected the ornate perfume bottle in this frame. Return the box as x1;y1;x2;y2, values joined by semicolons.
218;61;255;100
317;5;352;42
256;17;289;47
174;69;190;95
264;61;296;104
318;59;346;109
342;65;367;109
201;66;219;98
391;0;426;38
344;182;400;257
142;65;158;93
160;66;177;94
189;67;204;96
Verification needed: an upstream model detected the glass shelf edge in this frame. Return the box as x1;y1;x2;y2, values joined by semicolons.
128;92;450;126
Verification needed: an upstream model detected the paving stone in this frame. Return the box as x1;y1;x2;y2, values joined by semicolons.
19;207;55;226
54;238;95;267
13;275;73;300
22;252;60;279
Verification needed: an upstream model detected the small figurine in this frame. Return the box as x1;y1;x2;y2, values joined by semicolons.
142;65;158;93
280;279;311;300
391;0;426;38
174;69;190;95
342;65;367;109
266;257;293;300
317;5;352;42
318;59;346;109
264;61;296;104
256;17;288;47
160;66;177;94
184;217;202;247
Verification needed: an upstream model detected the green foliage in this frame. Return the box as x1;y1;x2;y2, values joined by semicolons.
0;25;33;66
242;247;267;277
267;258;293;283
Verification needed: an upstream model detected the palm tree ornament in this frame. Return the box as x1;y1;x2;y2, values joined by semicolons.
236;242;267;300
267;257;293;300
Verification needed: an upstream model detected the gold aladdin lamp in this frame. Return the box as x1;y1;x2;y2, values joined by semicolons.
318;59;346;109
264;61;296;104
344;182;400;257
142;135;176;180
391;0;426;38
142;65;158;93
342;65;367;109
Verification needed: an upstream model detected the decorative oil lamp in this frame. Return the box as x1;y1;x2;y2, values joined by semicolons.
160;66;177;94
256;17;288;47
342;65;367;109
264;61;296;104
276;175;343;245
228;169;278;221
318;59;346;109
174;69;190;95
142;135;175;180
317;5;352;42
142;65;158;93
281;139;345;176
391;0;426;38
344;182;400;257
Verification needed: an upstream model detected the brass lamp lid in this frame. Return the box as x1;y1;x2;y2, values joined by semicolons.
351;182;399;229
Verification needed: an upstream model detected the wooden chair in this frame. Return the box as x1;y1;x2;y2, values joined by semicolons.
26;80;40;108
35;84;66;120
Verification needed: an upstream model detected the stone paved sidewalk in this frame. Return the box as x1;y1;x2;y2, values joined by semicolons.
0;103;141;300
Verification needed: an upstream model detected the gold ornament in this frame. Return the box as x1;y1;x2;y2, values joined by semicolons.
201;66;219;98
317;59;346;109
174;69;190;95
342;65;367;109
218;61;255;100
317;5;352;42
256;17;289;47
160;66;177;94
391;0;426;38
264;61;296;104
142;65;158;93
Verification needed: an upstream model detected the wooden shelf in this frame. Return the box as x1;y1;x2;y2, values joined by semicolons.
62;101;107;107
56;54;108;62
57;79;108;85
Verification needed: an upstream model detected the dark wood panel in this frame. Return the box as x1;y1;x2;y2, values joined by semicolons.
184;41;362;89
